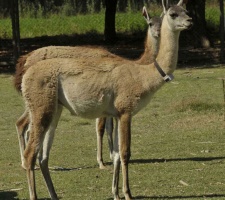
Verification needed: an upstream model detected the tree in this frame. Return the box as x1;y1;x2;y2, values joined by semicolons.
118;0;127;12
219;0;224;62
104;0;118;43
0;0;10;17
10;0;20;65
186;0;212;48
94;0;102;13
130;0;144;11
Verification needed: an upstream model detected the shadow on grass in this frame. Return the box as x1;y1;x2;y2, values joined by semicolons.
134;194;225;199
130;156;225;164
0;190;18;200
1;31;221;74
49;164;100;171
0;190;53;200
48;161;115;172
47;156;225;172
17;198;52;200
0;32;143;74
107;194;225;199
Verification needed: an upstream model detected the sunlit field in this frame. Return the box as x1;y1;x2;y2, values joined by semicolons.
1;66;225;199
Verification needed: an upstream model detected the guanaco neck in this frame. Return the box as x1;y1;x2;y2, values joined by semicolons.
155;16;180;75
137;27;159;64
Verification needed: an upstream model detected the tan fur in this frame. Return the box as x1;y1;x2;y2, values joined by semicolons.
96;117;106;169
14;19;161;93
15;14;161;169
137;17;161;64
16;1;192;199
136;28;158;64
14;52;33;92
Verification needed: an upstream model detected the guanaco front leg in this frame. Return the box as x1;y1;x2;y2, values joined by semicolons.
119;113;132;200
112;114;132;200
112;118;120;200
96;117;106;169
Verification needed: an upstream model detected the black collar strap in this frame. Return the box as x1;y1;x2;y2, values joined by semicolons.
154;61;174;82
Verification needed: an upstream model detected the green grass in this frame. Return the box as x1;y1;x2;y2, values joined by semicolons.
1;67;225;199
0;12;147;39
205;5;221;31
0;5;221;39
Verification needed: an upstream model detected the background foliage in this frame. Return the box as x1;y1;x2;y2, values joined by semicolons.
0;0;221;39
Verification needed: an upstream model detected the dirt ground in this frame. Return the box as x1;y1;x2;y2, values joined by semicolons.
0;33;222;73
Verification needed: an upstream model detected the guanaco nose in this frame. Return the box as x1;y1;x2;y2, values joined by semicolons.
186;18;193;29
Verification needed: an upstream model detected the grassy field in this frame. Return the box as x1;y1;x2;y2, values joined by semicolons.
1;66;225;200
0;12;147;39
0;4;221;39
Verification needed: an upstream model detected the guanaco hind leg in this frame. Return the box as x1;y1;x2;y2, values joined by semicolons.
105;117;114;160
22;72;59;200
38;105;63;200
15;110;29;169
24;103;61;200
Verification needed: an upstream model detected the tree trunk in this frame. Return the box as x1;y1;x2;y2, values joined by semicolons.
118;0;128;12
10;0;20;65
186;0;211;48
132;0;144;11
75;0;87;14
80;0;87;13
104;0;118;44
0;0;10;17
94;0;101;13
219;0;224;62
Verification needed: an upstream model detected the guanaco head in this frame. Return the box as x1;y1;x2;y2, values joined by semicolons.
149;17;162;38
162;0;193;31
142;6;162;38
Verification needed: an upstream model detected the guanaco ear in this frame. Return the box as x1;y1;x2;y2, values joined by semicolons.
161;0;171;17
160;12;164;18
166;0;170;7
162;0;167;14
177;0;184;6
142;6;150;23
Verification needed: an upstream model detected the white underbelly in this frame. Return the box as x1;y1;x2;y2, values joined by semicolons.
58;77;116;118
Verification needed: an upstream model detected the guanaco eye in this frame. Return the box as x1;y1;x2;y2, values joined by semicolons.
149;22;153;27
170;13;178;19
